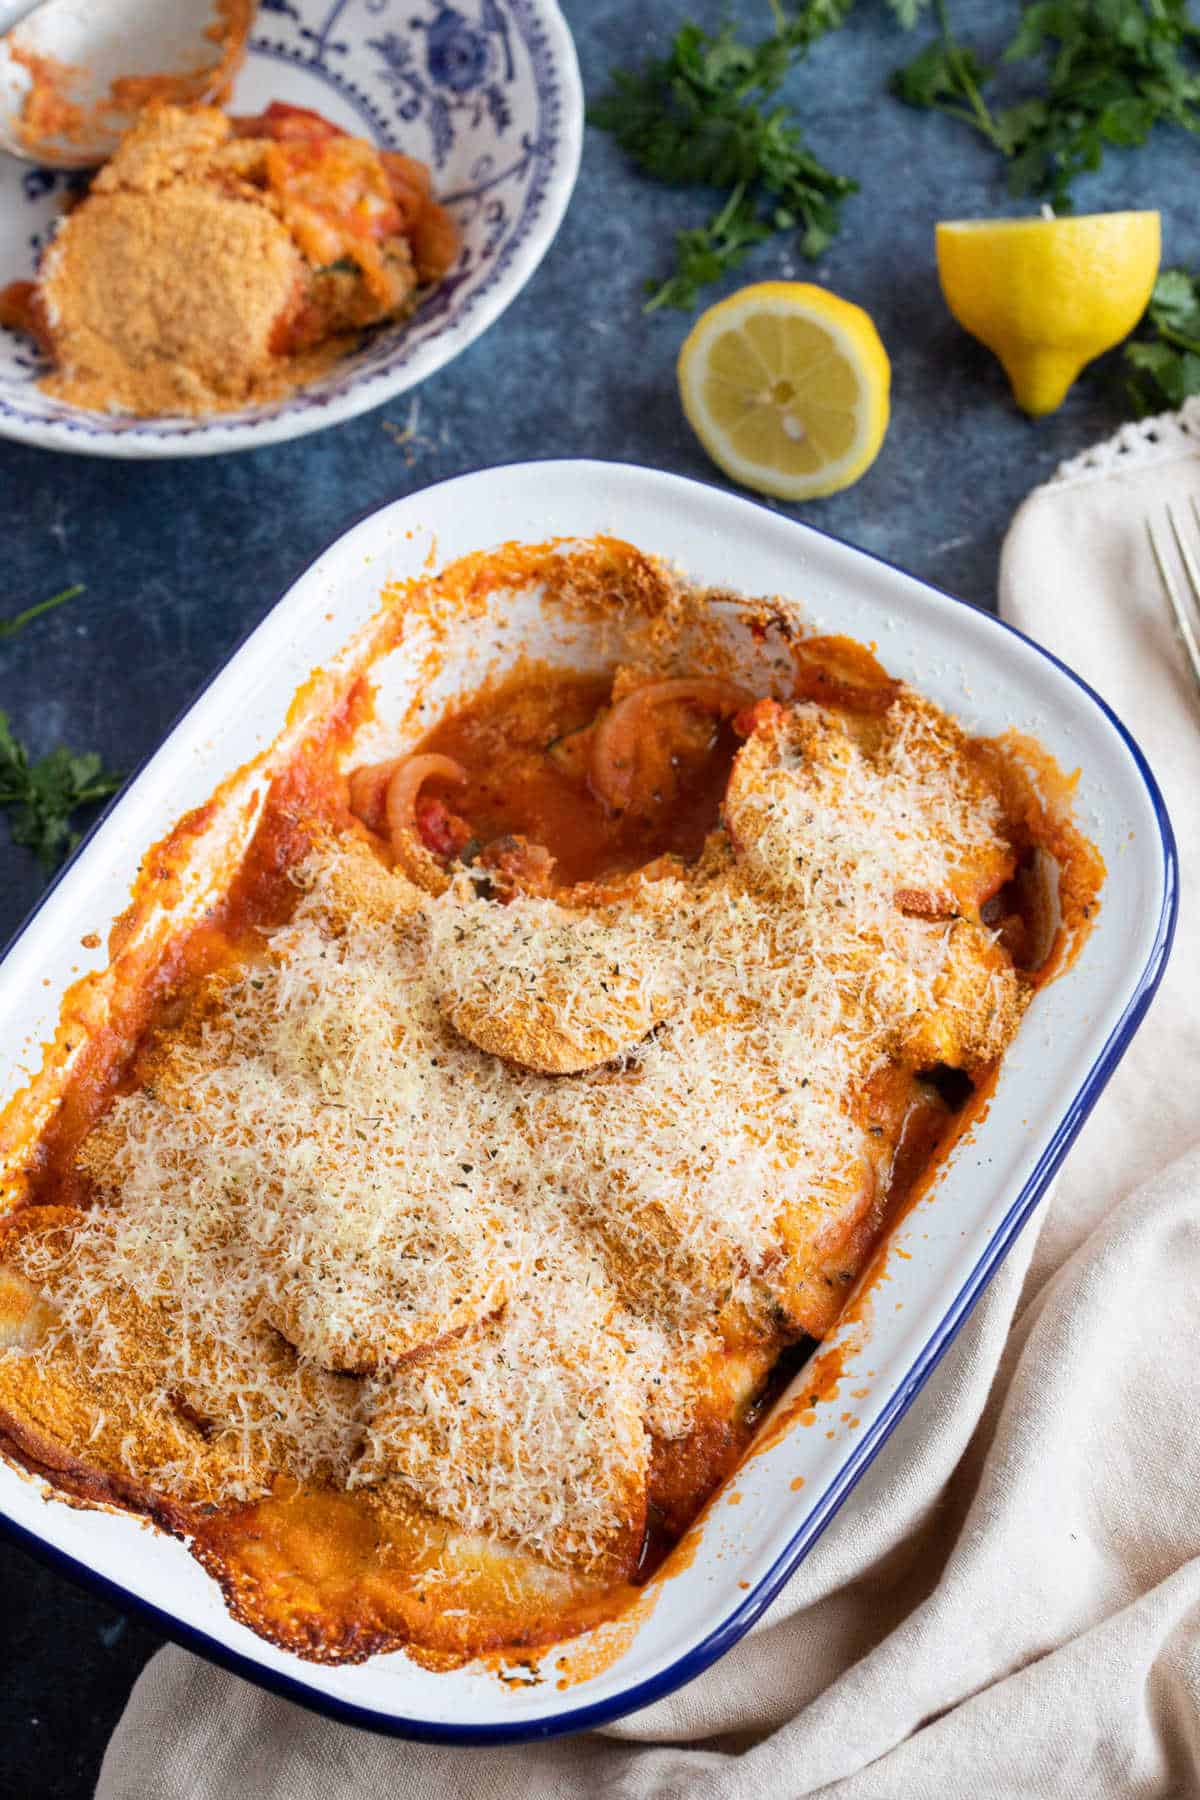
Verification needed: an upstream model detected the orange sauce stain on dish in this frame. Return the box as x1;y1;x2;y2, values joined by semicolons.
553;1584;655;1690
495;1660;545;1691
751;1336;859;1460
984;729;1106;981
12;0;253;152
11;48;85;145
553;1524;703;1691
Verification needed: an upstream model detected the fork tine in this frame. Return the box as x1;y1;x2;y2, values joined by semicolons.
1147;509;1200;693
1166;504;1200;687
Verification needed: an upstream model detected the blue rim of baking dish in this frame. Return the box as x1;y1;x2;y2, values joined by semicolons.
0;461;1180;1745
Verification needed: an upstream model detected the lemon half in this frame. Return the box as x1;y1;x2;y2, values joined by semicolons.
677;281;891;501
936;212;1161;417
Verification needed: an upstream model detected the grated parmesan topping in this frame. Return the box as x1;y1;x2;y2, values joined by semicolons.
426;880;685;1073
727;694;1011;928
2;689;1029;1569
357;1278;650;1570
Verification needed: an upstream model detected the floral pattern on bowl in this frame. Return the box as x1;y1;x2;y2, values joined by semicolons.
0;0;581;458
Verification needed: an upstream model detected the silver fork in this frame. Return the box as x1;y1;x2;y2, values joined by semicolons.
1146;501;1200;693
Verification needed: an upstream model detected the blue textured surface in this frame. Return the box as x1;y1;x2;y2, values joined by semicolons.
0;1;1196;1790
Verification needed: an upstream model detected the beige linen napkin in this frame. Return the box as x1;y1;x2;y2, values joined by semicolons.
96;412;1200;1800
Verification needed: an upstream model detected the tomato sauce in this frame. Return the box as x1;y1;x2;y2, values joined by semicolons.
0;281;53;355
414;669;741;887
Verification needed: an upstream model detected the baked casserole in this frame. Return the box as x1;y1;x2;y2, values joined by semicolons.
0;538;1102;1668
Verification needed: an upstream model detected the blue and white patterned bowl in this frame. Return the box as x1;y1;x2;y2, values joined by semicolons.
0;0;582;457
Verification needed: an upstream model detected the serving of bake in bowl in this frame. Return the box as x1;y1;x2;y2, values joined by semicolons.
0;0;581;456
0;461;1175;1740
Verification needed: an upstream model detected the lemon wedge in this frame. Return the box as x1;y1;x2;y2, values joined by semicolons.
677;281;891;500
936;211;1161;417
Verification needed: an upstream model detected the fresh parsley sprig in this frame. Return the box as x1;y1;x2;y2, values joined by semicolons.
1;584;122;871
1121;268;1200;413
590;8;891;311
893;0;1200;211
890;0;1002;146
0;582;84;641
645;182;774;314
0;711;123;872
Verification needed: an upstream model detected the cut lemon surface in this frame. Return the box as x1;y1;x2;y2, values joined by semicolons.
936;211;1161;418
677;282;891;501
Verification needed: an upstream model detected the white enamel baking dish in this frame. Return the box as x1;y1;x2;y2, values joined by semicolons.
0;461;1176;1742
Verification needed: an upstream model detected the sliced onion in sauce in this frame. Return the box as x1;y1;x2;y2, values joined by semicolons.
348;757;404;834
384;754;467;859
590;678;754;815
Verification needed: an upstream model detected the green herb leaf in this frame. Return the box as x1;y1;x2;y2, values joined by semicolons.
0;710;122;872
989;99;1048;160
891;38;991;111
590;13;860;311
644;184;772;312
1142;267;1200;350
887;0;934;28
1120;267;1200;414
0;583;85;642
894;0;1200;209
